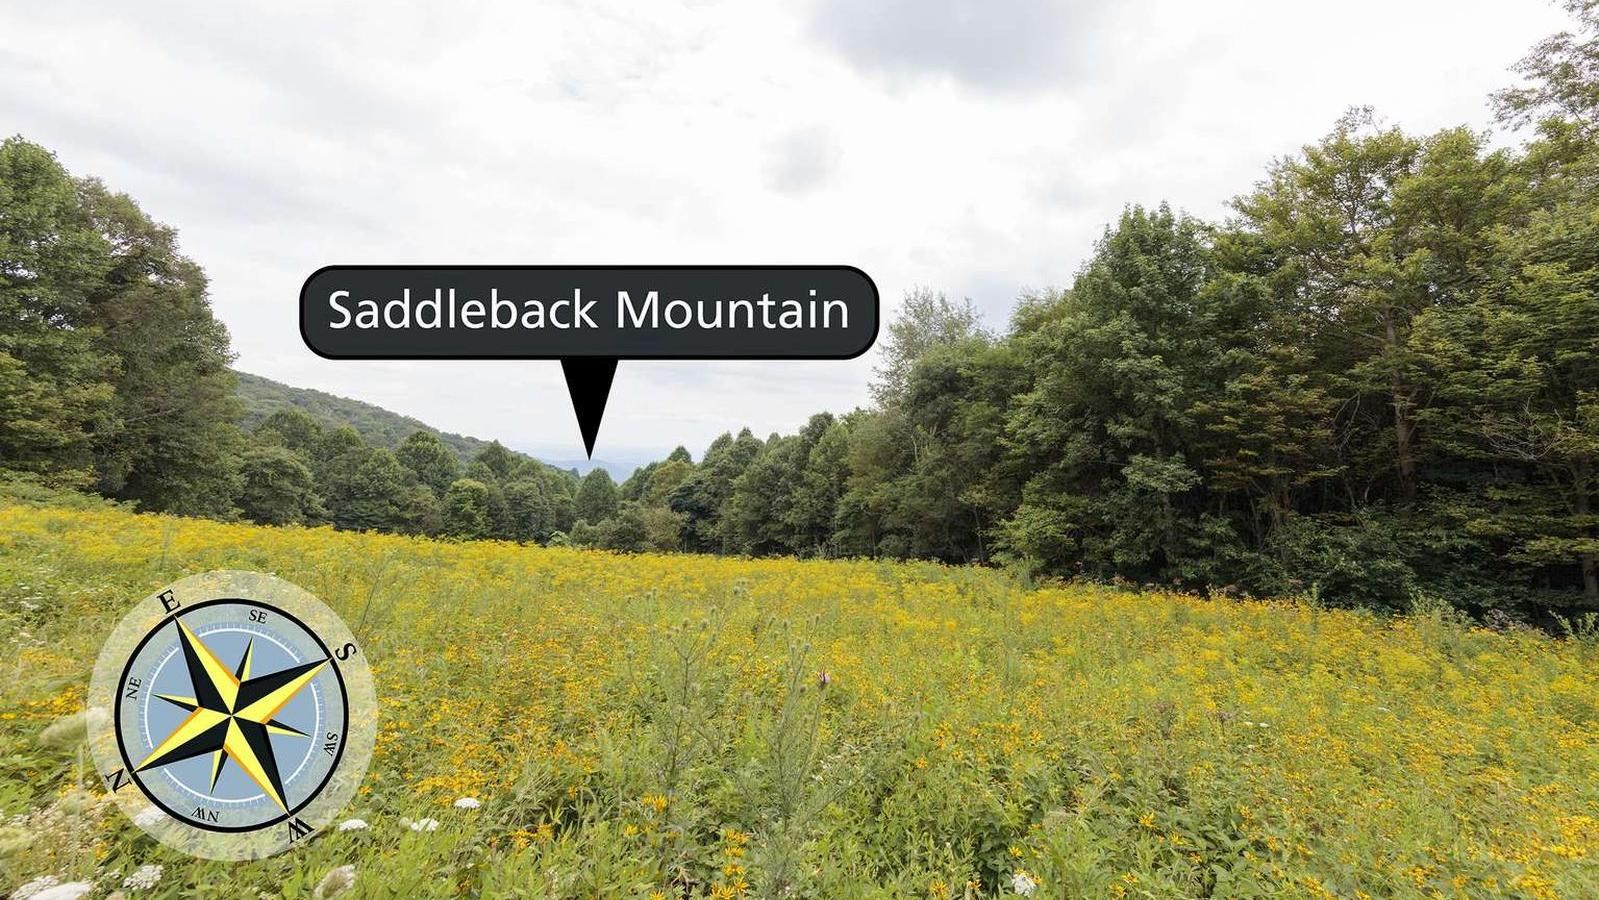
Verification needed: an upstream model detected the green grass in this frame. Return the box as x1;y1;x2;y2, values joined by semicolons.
2;500;1598;898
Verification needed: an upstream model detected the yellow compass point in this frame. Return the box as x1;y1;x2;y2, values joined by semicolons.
223;719;288;811
136;706;229;771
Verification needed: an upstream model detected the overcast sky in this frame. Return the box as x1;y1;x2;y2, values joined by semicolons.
0;0;1571;467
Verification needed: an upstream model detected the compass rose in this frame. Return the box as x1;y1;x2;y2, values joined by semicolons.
88;571;377;860
137;620;328;811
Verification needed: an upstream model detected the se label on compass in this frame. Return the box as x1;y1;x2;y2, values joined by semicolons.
89;571;377;860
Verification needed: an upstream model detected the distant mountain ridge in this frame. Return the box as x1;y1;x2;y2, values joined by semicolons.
234;370;567;472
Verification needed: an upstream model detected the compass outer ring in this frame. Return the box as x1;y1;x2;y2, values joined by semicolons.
111;596;349;832
88;570;378;860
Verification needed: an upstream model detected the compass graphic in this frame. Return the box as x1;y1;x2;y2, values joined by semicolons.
89;571;376;860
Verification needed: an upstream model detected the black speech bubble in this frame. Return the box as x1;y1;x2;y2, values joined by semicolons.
300;266;879;456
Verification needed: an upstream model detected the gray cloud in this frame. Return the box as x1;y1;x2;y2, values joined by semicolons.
764;125;842;193
807;0;1106;93
10;1;439;140
0;68;329;227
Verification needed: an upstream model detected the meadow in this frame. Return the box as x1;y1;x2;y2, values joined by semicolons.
2;498;1598;899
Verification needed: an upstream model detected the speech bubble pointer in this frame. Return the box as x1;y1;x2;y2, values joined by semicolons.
560;357;618;458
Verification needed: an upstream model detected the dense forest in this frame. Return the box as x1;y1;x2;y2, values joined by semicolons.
2;3;1595;614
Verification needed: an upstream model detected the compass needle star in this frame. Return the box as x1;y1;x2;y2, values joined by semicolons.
98;577;373;860
135;618;327;815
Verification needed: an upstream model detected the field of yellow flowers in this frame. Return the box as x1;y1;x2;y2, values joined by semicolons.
2;495;1598;898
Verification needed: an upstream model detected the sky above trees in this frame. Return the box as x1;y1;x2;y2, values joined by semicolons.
0;0;1573;460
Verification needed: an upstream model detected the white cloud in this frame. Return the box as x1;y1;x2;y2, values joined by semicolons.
765;125;843;193
0;0;1571;465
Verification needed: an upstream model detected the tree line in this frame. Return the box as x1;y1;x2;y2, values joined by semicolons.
587;5;1599;614
1;3;1595;614
0;132;596;543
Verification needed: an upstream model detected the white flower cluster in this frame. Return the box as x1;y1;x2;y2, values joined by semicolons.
13;876;93;900
312;864;357;900
121;864;164;891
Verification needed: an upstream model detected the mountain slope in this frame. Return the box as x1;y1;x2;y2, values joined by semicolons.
234;370;558;470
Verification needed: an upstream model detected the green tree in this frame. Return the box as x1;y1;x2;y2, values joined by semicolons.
443;478;491;538
672;429;764;552
892;337;1022;562
337;449;412;532
310;425;372;515
871;287;985;406
0;137;241;513
580;501;685;552
727;428;813;555
0;352;109;485
532;467;577;534
402;482;443;535
836;411;913;557
641;458;694;507
1493;0;1599;137
0;137;116;483
1002;204;1218;580
77;178;241;516
253;409;323;454
574;468;620;524
502;478;554;542
620;461;660;502
1189;232;1341;544
622;455;696;506
472;440;518;482
788;417;853;556
1232;110;1435;501
1415;138;1599;603
396;430;459;496
485;480;512;539
236;445;325;526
